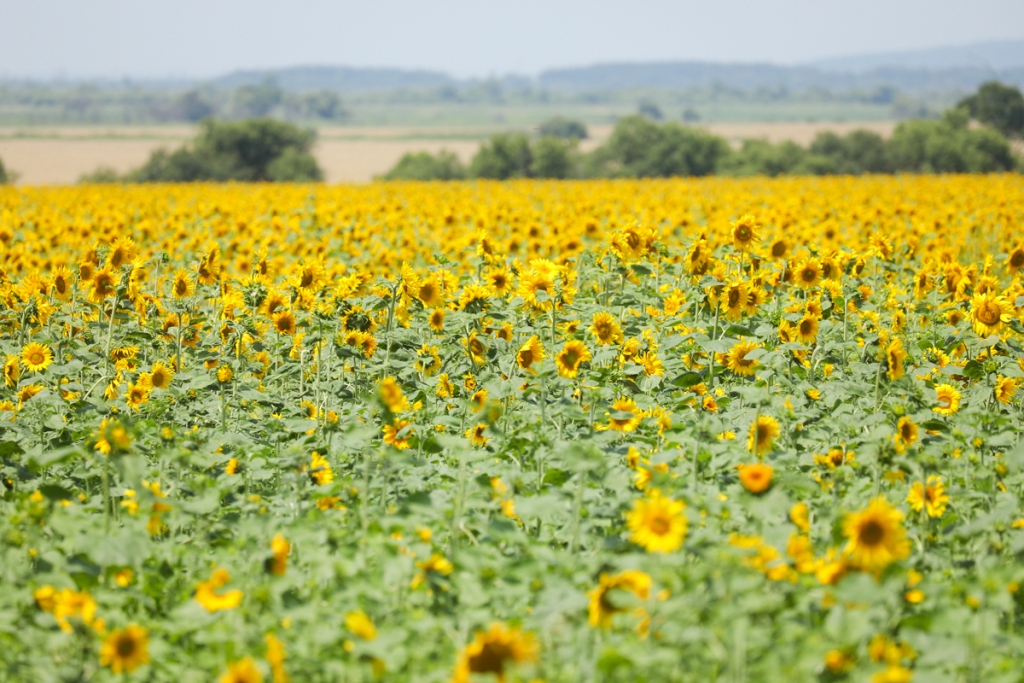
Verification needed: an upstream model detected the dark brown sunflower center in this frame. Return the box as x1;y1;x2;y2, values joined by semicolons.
860;520;884;546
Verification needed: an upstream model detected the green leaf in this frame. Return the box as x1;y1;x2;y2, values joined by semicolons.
671;371;705;388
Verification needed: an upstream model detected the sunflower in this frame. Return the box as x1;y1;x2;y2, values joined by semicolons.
589;311;623;346
126;382;150;411
452;623;537;683
636;352;664;377
485;268;514;297
166;270;194;301
220;657;263;683
886;339;907;381
194;568;244;613
383;419;413;450
932;383;961;416
893;416;918;453
969;292;1012;337
428;308;446;332
587;570;652;629
458;284;492;312
747;415;780;455
309;451;333;485
626;490;687;553
149;362;174;390
721;280;747;321
217;365;233;383
416;344;442;376
267;310;295;338
50;265;73;301
1008;245;1024;272
417;277;444;308
99;624;150;674
794;257;822;289
516;335;545;372
795;315;819;344
731;214;760;252
379;376;411;413
601;397;642;432
738;462;773;494
90;267;117;303
843;497;910;573
20;342;53;373
768;237;789;260
555;340;591;379
995;376;1018;404
725;339;761;377
907;476;949;518
435;373;454;399
197;246;222;286
465;332;488;365
465;423;489;447
4;355;20;387
344;610;378;641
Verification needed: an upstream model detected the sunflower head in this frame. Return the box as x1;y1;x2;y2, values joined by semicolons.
626;490;687;554
556;340;591;379
747;415;780;455
842;497;910;574
731;215;760;252
738;462;773;494
99;624;150;674
20;342;53;373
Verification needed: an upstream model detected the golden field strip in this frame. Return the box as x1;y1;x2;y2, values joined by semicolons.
0;121;899;184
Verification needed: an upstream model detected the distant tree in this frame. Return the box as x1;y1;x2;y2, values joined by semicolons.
0;155;8;184
381;151;466;180
586;115;729;177
233;79;284;118
809;130;893;174
681;108;701;123
537;117;588;140
531;136;576;179
126;118;322;182
958;81;1024;137
888;112;1016;173
301;91;347;121
173;90;216;122
79;166;121;184
638;101;664;121
470;133;533;179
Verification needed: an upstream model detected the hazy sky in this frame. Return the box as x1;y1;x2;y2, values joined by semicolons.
2;0;1024;80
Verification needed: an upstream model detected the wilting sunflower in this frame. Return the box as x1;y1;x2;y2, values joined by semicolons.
842;497;910;573
893;416;918;453
886;339;907;381
589;311;623;346
604;397;642;432
170;269;194;299
383;419;413;450
555;340;591;379
626;490;687;553
747;415;780;455
907;476;949;518
99;624;150;673
20;342;53;373
995;376;1018;404
969;292;1012;337
587;569;652;629
730;214;760;252
932;383;961;416
738;462;773;494
219;657;263;683
4;355;20;387
516;335;545;372
451;623;537;683
725;339;761;377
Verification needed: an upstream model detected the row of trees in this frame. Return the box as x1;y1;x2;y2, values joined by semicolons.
384;109;1018;180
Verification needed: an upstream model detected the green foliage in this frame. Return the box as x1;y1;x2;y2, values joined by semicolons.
78;166;121;184
381;151;467;181
125;119;323;183
537;116;588;140
887;115;1017;173
586;115;730;177
637;100;664;121
232;79;284;118
530;136;577;179
469;133;534;179
0;154;8;184
171;90;217;122
296;90;347;121
809;129;894;173
958;80;1024;137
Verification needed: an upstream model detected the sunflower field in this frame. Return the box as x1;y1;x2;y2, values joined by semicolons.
2;176;1024;683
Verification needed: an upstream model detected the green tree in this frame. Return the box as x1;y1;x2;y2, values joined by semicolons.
586;115;730;177
958;81;1024;137
888;112;1016;173
126;118;322;182
0;155;8;184
531;136;576;179
537;117;588;140
809;130;893;174
381;151;466;180
470;133;533;179
172;90;216;122
233;79;284;118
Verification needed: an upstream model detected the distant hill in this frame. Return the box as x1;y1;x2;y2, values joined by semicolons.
209;66;454;92
537;62;1024;92
809;38;1024;73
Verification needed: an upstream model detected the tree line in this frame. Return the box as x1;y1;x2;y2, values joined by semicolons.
382;81;1024;180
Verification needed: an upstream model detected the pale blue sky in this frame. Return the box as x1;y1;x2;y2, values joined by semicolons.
1;0;1023;80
